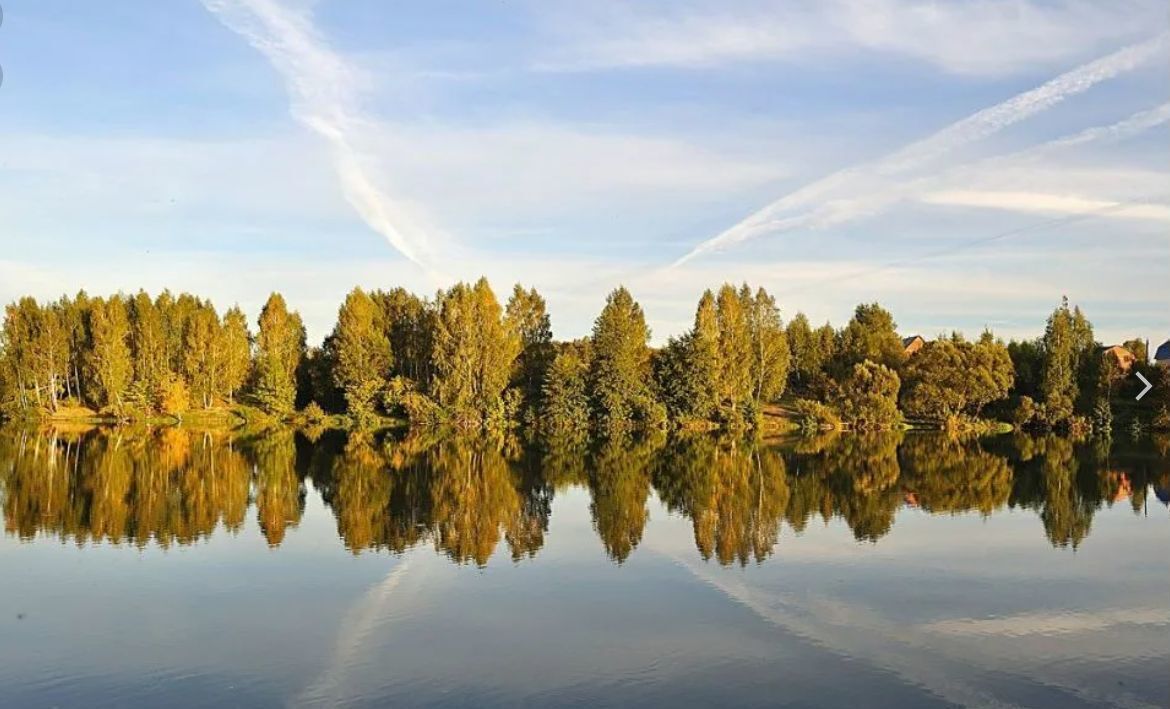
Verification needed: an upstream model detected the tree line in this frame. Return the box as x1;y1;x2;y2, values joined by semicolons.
1;282;1166;433
5;426;1162;561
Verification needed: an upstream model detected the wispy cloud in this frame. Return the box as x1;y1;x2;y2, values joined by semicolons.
537;0;1166;76
671;33;1170;267
921;190;1170;221
202;0;449;279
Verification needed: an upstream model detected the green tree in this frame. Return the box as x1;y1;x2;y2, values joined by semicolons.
541;342;591;437
901;332;1013;421
372;287;436;386
690;290;721;418
432;278;522;429
1040;297;1095;426
715;284;753;419
837;302;905;374
332;287;393;422
837;361;901;430
746;286;790;409
254;292;306;416
505;284;554;420
85;296;133;413
183;303;226;409
589;287;660;433
128;291;167;410
221;306;252;403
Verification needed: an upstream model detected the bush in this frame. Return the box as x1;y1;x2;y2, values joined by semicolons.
794;399;840;431
836;361;901;430
301;401;326;423
156;376;190;417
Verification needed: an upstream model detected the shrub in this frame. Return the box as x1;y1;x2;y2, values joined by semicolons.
794;399;840;431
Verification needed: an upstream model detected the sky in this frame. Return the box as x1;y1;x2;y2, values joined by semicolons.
1;0;1168;347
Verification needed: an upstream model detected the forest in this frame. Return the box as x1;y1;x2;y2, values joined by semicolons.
1;280;1167;435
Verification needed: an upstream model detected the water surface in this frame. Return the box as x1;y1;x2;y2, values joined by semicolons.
1;427;1167;708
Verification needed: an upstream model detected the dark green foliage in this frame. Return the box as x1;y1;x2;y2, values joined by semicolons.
506;284;555;423
837;302;905;374
588;287;664;434
254;293;306;416
836;361;901;430
901;332;1013;422
332;288;393;423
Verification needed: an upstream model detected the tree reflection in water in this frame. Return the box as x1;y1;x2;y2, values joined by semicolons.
1;425;1167;563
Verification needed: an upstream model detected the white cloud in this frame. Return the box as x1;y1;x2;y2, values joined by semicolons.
202;0;452;278
365;122;790;222
672;36;1169;266
921;190;1170;221
536;0;1167;76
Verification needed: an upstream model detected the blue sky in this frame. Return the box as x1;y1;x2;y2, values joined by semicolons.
1;0;1168;346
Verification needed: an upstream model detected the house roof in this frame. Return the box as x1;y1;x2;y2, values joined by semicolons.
1156;340;1170;362
902;335;924;348
1100;344;1134;357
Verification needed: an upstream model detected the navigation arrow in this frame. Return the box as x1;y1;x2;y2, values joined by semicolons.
1135;372;1153;401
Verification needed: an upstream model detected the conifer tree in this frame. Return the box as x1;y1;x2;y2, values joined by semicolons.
589;287;658;432
254;292;306;416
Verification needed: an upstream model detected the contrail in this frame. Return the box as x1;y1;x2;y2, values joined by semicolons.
671;32;1170;267
202;0;447;281
293;556;415;707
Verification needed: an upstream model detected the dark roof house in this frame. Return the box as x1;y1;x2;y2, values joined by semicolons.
1156;340;1170;367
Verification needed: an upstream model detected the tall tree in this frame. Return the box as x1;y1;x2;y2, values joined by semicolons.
220;306;252;403
183;303;226;409
254;292;306;416
372;288;435;386
715;284;753;416
589;287;657;432
690;290;721;418
128;291;167;410
332;287;393;421
86;296;133;412
837;302;905;373
431;278;521;428
505;284;554;418
746;286;790;409
1040;297;1094;425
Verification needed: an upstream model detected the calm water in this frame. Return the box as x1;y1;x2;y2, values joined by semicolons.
1;427;1167;709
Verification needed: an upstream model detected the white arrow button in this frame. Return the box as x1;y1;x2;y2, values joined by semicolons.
1135;372;1153;401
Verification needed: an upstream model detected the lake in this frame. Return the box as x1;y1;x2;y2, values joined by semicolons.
1;427;1167;708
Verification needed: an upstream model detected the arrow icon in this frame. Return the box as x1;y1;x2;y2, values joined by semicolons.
1135;372;1153;401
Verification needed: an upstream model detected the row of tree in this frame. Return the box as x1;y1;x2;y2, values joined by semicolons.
5;426;1161;561
2;283;1165;432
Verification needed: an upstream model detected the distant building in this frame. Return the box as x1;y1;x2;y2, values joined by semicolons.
902;335;925;356
1156;340;1170;368
1099;345;1137;374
